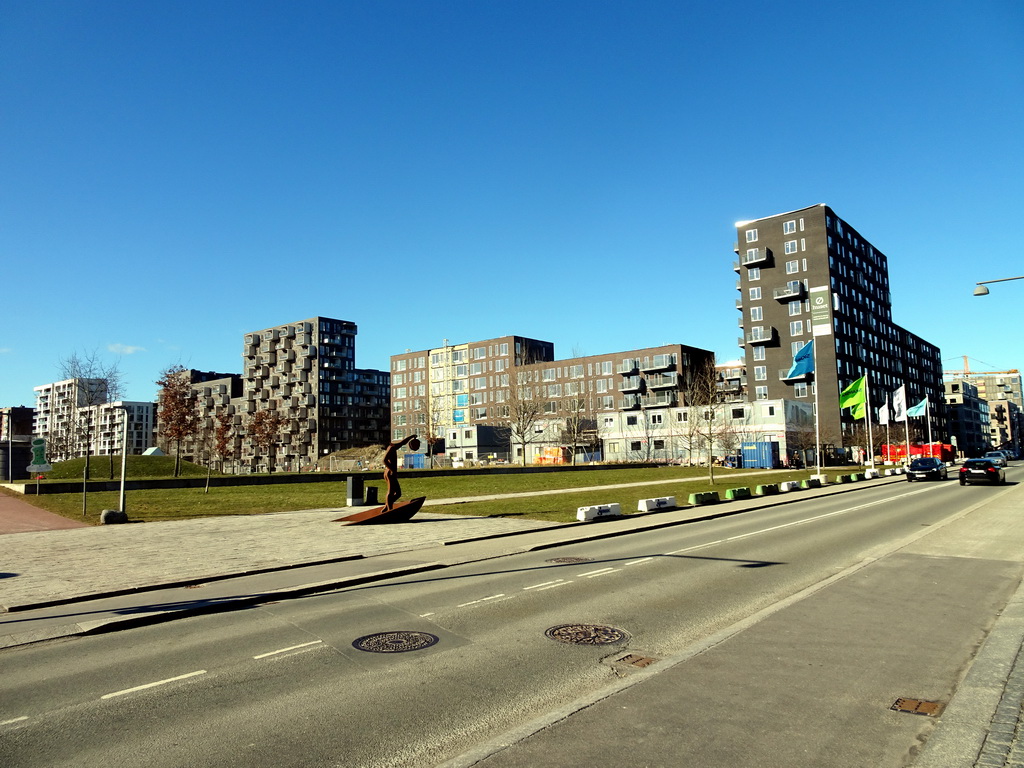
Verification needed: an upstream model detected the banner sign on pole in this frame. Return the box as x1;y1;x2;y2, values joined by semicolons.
810;286;833;337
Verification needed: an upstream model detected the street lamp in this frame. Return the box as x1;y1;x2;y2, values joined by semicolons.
973;276;1024;296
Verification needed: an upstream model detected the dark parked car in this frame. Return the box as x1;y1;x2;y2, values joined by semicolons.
984;451;1009;467
906;457;948;481
959;459;1006;485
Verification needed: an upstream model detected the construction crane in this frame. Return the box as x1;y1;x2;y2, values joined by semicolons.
943;356;1019;377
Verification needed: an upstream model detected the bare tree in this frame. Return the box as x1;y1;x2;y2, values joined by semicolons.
248;407;287;473
497;368;545;466
156;365;201;478
682;358;731;484
59;351;123;514
561;353;599;465
421;394;446;469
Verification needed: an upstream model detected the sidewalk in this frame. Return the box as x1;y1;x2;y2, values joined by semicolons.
1;475;901;614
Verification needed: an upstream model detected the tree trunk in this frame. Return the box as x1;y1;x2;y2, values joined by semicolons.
174;439;182;478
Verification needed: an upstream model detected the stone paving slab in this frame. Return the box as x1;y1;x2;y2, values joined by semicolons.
0;508;559;611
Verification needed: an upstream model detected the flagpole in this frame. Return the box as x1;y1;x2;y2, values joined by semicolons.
864;373;874;469
902;383;911;465
812;343;821;477
926;397;933;457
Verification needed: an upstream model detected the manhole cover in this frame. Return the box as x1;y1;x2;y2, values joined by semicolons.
352;631;440;654
545;623;630;645
546;557;594;564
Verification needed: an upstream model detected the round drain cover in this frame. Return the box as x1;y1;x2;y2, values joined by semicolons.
546;557;594;564
545;623;630;645
352;631;440;654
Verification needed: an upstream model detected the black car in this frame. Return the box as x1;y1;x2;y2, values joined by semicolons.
959;459;1006;486
906;457;948;481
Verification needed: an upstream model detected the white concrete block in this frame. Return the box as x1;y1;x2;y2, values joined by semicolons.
637;496;676;512
577;503;623;522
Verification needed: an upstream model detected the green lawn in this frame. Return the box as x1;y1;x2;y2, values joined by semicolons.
4;463;841;525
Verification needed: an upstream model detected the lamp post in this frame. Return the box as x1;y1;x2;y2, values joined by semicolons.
974;276;1024;295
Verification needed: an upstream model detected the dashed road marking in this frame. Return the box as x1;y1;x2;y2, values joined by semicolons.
625;558;654;565
578;567;616;578
253;640;323;659
524;580;566;590
1;716;28;726
101;670;207;700
457;594;506;608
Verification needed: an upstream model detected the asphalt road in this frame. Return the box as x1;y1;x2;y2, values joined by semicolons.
1;470;1021;767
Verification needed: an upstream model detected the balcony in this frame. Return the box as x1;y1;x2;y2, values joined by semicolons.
619;395;642;410
773;282;806;301
641;354;676;372
733;260;740;273
647;372;677;389
642;392;677;408
741;247;772;267
779;368;813;382
736;298;743;310
617;360;639;375
619;376;643;393
746;326;777;345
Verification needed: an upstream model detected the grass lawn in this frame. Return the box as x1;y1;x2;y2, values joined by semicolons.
3;463;850;525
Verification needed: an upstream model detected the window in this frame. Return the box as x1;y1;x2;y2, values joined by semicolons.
789;302;802;316
786;260;800;274
750;306;763;321
472;347;486;359
763;405;776;417
748;267;761;281
603;417;615;427
677;411;688;422
784;240;798;255
731;407;746;419
653;440;665;450
792;341;807;356
626;415;638;426
749;287;761;301
755;386;768;400
469;362;483;375
651;413;663;425
745;228;758;242
602;361;613;375
754;366;766;381
753;346;766;361
790;320;804;336
783;220;796;234
794;382;808;397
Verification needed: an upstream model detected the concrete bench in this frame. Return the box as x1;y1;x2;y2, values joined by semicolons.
755;484;780;496
800;478;822;489
577;503;623;522
687;491;720;506
725;487;752;501
637;496;677;512
779;481;801;492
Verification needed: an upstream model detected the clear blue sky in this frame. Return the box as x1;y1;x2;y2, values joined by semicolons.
2;0;1022;407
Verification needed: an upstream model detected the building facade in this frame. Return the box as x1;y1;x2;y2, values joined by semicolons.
228;317;390;471
943;379;991;457
734;204;944;455
32;378;156;461
390;338;716;464
943;370;1022;453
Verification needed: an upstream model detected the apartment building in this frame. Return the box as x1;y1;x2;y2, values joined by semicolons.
943;370;1022;452
229;317;389;471
943;379;990;457
734;204;944;453
32;378;155;460
390;338;716;463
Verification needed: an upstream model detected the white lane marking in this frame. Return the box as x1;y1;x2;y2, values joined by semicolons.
457;594;506;608
585;568;621;578
420;612;435;617
534;581;574;591
523;579;566;590
663;488;935;555
625;557;654;565
578;567;616;577
253;640;323;660
101;670;207;700
1;716;28;726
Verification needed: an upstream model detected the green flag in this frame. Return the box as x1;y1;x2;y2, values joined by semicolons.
839;376;867;419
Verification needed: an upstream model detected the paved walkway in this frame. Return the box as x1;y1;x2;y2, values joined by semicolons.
0;491;88;534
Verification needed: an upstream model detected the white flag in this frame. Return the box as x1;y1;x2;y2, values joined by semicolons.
892;386;907;422
878;399;890;426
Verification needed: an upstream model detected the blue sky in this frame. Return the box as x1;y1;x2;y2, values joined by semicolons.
2;0;1022;406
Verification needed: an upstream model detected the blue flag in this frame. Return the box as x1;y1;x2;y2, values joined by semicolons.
785;340;815;379
906;397;928;417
